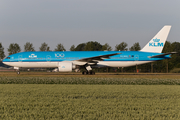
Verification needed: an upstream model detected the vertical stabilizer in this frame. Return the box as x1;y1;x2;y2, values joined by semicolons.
140;26;171;53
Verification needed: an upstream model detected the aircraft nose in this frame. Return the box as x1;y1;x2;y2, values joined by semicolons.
2;58;8;63
2;57;11;66
2;59;5;63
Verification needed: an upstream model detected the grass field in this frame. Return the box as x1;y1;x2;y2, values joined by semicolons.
0;85;180;119
0;72;180;119
1;72;180;85
1;71;180;79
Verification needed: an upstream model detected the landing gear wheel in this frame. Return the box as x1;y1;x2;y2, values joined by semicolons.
82;71;88;75
89;71;95;75
82;71;95;75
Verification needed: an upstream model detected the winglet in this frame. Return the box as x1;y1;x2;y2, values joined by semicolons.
141;26;171;53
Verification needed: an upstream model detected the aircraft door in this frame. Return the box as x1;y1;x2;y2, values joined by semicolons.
134;55;139;61
10;57;14;61
18;55;22;62
46;55;51;62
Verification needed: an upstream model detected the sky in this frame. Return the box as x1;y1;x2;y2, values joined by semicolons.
0;0;180;55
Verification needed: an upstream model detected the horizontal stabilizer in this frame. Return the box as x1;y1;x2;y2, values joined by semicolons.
150;52;177;58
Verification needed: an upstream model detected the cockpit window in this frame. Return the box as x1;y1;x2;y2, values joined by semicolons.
6;57;10;59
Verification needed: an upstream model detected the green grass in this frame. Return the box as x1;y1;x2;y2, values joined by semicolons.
0;85;180;119
1;76;180;85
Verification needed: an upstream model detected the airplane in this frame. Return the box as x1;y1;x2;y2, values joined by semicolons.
3;25;175;75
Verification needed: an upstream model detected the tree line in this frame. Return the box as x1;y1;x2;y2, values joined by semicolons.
0;41;141;59
0;41;180;73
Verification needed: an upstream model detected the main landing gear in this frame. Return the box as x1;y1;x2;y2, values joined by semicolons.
82;65;95;75
82;70;95;75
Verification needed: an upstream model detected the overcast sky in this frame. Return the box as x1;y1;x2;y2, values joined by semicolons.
0;0;180;55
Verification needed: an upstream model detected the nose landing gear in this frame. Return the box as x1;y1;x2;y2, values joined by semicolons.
14;67;20;75
17;71;20;75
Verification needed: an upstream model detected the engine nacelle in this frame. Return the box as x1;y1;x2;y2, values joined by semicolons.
58;62;74;72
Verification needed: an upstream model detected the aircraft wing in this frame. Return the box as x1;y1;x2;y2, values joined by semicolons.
150;52;177;58
77;53;121;62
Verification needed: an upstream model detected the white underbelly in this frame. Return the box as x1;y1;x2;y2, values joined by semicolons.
3;61;153;68
3;62;58;68
97;61;153;67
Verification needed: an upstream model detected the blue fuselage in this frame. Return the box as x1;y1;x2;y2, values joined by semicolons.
3;51;170;62
2;51;170;69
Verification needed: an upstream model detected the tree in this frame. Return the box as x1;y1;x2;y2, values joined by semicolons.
74;43;86;51
0;43;5;60
162;41;173;53
171;42;180;52
165;41;180;70
39;42;51;51
70;45;76;51
8;43;21;55
24;42;35;51
129;42;141;51
84;41;102;51
54;43;66;51
115;42;128;51
101;43;112;51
